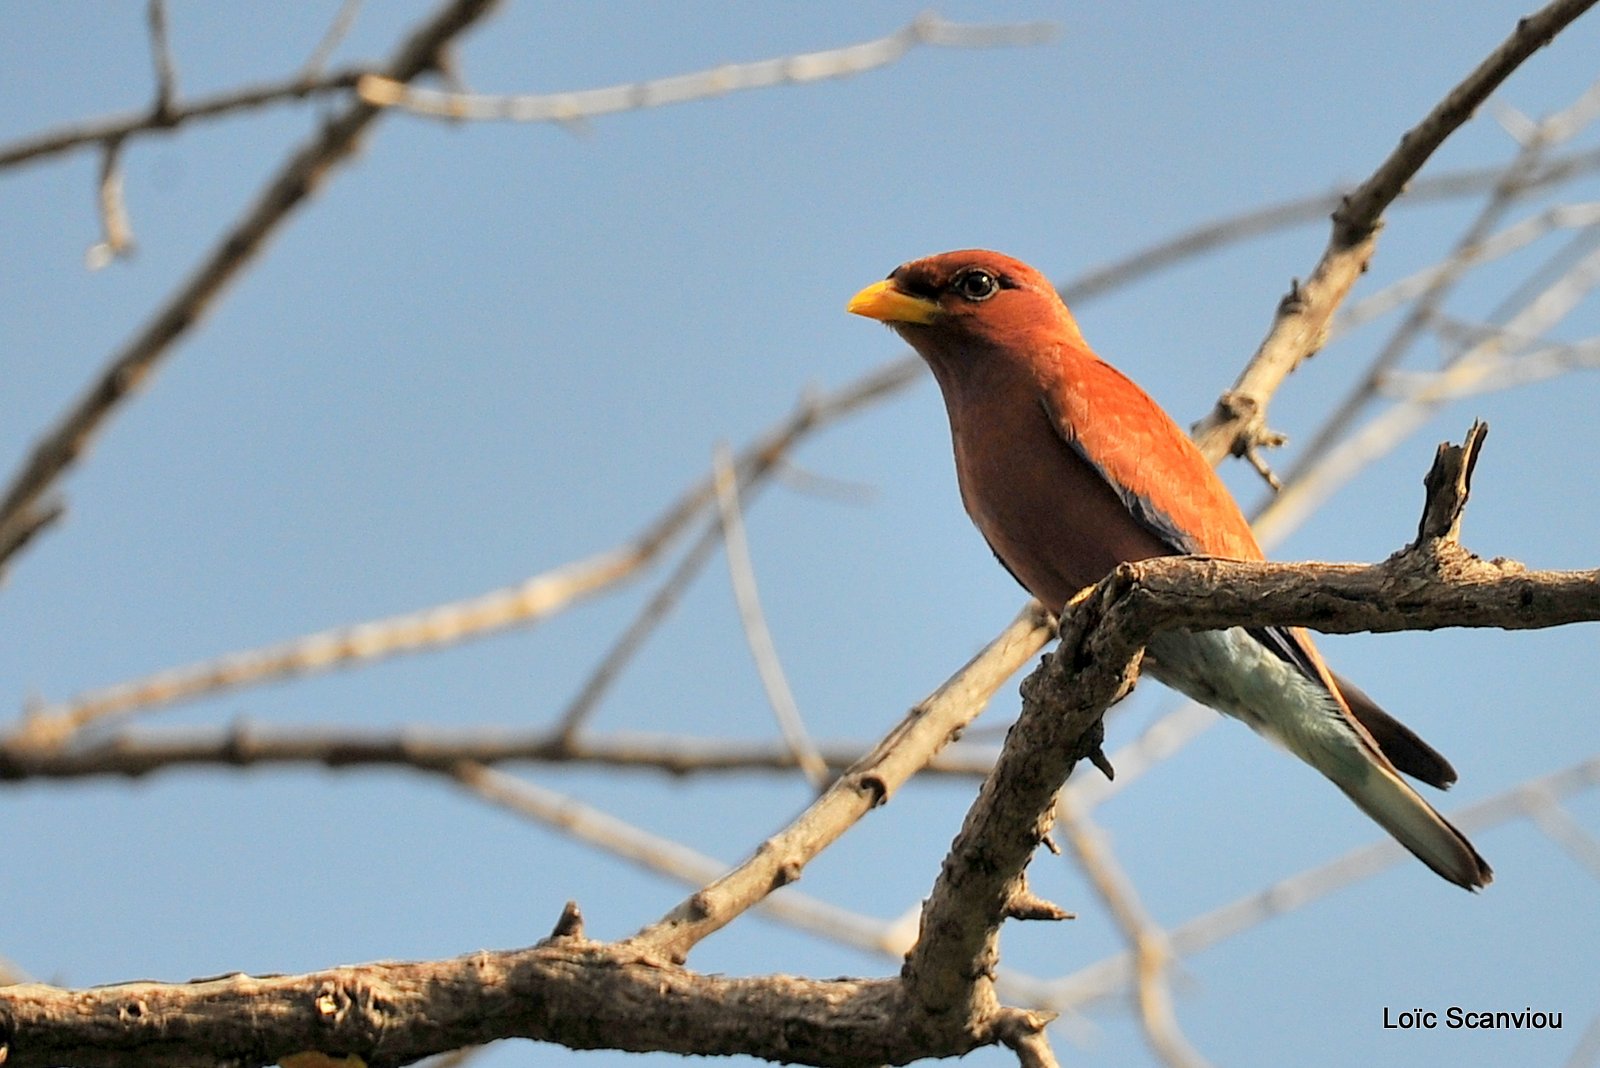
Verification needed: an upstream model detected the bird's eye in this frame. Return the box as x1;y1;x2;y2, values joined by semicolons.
952;269;999;302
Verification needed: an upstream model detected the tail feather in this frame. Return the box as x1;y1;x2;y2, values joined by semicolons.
1332;758;1493;890
1331;670;1458;789
1144;629;1491;889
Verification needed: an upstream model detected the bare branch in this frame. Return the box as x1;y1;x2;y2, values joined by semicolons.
1334;2;1599;242
85;137;135;269
0;70;365;170
0;0;504;574
903;580;1143;1019
1290;80;1600;479
450;763;905;955
1056;793;1210;1068
8;364;919;746
1048;754;1600;1010
0;946;920;1068
1190;0;1600;467
626;602;1056;963
356;14;1055;125
302;0;364;78
0;725;1003;783
552;516;726;741
1062;147;1600;306
145;0;178;118
1254;240;1600;546
714;444;830;790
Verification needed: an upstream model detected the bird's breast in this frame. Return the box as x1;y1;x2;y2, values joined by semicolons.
946;387;1173;612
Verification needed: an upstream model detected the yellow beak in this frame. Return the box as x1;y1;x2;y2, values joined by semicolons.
846;279;941;325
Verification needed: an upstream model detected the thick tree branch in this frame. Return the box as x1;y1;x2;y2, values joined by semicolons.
6;431;1598;1066
0;941;909;1068
1190;0;1599;467
0;931;1063;1068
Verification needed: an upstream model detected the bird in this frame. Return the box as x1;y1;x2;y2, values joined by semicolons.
847;249;1491;890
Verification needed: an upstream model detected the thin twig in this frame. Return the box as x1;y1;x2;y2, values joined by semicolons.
0;69;365;169
357;14;1055;124
713;444;830;791
146;0;178;118
1062;146;1600;306
1522;788;1600;880
773;459;880;506
1330;201;1600;335
302;0;364;77
1288;78;1600;482
12;546;646;749
1381;331;1600;398
1254;240;1600;545
1490;219;1600;317
625;601;1056;963
1565;999;1600;1068
1056;793;1210;1068
1189;0;1600;467
551;516;726;743
448;762;903;954
0;725;1005;782
8;364;919;747
85;137;135;269
1048;755;1600;1010
1062;701;1215;813
0;0;503;574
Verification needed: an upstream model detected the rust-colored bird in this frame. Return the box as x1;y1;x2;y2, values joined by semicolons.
848;249;1491;889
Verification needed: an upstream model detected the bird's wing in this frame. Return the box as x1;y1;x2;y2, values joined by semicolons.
1039;354;1262;561
1038;360;1456;784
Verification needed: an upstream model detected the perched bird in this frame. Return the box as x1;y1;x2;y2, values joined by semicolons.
848;249;1491;889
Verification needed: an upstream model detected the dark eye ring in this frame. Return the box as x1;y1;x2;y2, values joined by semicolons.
952;269;999;302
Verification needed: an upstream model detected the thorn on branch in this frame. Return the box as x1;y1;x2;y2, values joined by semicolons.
546;900;585;941
1241;436;1286;492
1414;420;1489;546
995;1008;1063;1068
1277;277;1306;316
1003;880;1074;922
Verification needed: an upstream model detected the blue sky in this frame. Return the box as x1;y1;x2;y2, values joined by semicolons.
4;4;1599;1067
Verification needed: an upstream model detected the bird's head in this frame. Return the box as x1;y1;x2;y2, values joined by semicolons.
847;250;1085;381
